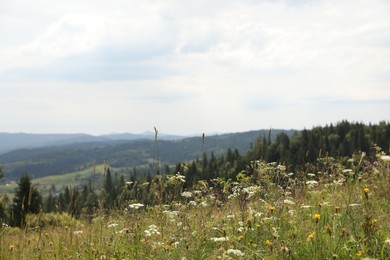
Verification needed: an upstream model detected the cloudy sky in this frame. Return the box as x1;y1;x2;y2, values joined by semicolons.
0;0;389;135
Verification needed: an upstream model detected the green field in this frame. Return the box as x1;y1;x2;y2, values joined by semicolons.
0;164;111;197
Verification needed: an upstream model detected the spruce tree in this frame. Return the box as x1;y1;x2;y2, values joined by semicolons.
10;174;42;227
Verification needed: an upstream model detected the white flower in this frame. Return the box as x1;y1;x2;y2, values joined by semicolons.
306;180;318;188
333;179;345;186
384;239;390;245
226;214;235;219
107;223;118;228
348;203;361;207
254;212;264;218
283;199;295;205
227;249;245;257
129;203;144;209
189;201;197;206
73;230;83;235
381;155;390;162
145;224;160;237
288;209;296;216
163;210;179;219
181;191;193;198
200;201;208;207
301;205;312;209
210;237;229;242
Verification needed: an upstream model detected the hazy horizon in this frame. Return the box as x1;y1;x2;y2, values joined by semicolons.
1;1;389;135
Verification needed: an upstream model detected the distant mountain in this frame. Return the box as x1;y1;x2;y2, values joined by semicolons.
0;132;188;154
101;132;187;141
0;129;295;181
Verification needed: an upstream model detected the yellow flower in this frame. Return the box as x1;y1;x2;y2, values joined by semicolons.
341;227;347;236
307;232;315;239
313;214;321;221
266;240;272;246
335;206;341;213
325;223;331;235
269;206;276;212
356;250;363;257
363;187;369;194
9;245;15;252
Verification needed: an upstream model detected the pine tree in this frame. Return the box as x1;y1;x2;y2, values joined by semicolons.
10;174;42;227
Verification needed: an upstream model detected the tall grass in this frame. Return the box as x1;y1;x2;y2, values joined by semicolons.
1;154;390;259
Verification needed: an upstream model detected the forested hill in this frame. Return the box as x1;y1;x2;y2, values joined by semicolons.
0;129;293;181
245;121;390;170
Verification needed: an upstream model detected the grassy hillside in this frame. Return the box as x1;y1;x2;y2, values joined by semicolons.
1;155;389;259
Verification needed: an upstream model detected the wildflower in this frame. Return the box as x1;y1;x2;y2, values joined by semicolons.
226;249;245;257
363;187;370;199
226;214;235;219
200;201;208;207
181;191;193;198
306;180;318;188
385;239;390;245
269;206;276;212
283;199;295;205
9;245;14;252
301;205;312;209
325;223;331;235
188;200;197;206
313;214;321;221
335;206;341;213
73;230;83;235
144;224;160;237
210;237;229;242
266;239;274;251
356;251;363;257
254;212;264;218
333;179;345;186
341;227;348;236
107;223;118;228
381;155;390;162
307;232;315;239
129;203;144;209
348;203;361;207
281;246;290;255
288;209;296;216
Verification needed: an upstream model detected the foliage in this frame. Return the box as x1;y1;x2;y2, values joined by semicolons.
9;175;42;227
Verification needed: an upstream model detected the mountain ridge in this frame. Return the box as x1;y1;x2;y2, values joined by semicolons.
0;129;295;181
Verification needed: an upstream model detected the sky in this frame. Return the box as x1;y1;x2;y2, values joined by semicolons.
0;0;389;135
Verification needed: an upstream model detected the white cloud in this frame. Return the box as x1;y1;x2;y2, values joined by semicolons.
0;0;389;134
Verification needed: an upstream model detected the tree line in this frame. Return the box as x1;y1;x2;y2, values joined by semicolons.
1;120;389;227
